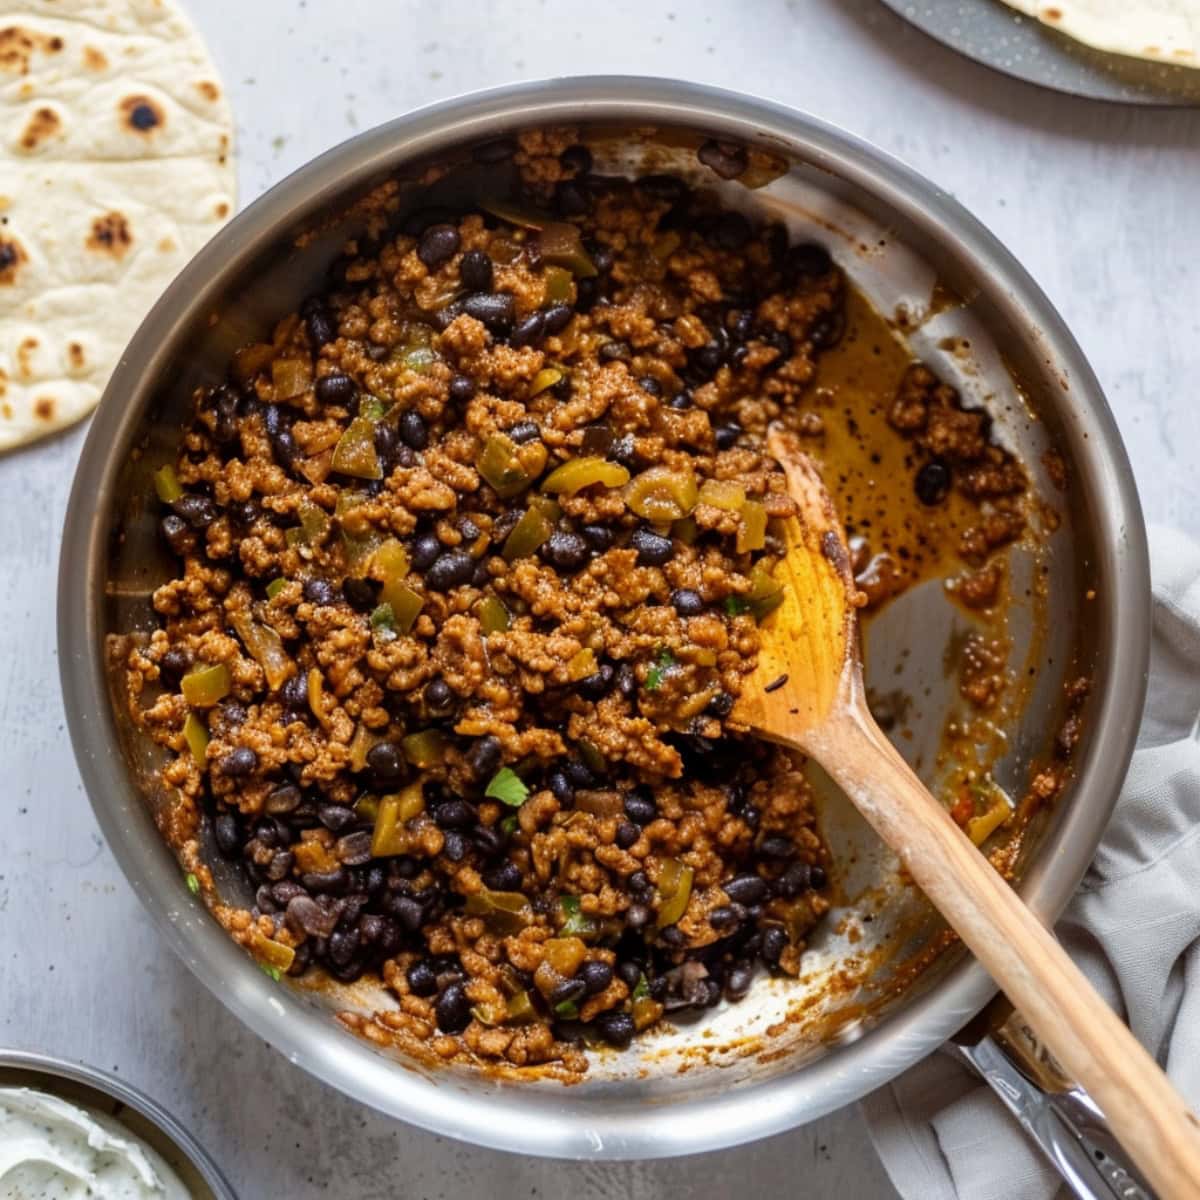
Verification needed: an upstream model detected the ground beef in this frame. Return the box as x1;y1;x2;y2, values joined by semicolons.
131;135;1024;1075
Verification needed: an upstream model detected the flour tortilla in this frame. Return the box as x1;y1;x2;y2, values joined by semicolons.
1000;1;1200;68
0;0;235;451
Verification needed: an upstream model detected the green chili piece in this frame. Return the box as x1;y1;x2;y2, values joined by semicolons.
182;712;209;762
737;499;768;553
464;889;532;935
265;578;287;601
543;266;573;303
180;663;231;708
746;562;784;621
230;611;293;692
558;895;596;938
477;432;547;499
655;858;694;928
402;728;448;768
624;465;698;523
541;456;630;495
477;595;510;634
331;416;382;480
154;464;183;504
501;505;554;562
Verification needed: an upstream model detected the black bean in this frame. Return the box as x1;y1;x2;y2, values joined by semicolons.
616;663;637;699
727;309;754;342
714;421;742;450
373;422;399;471
809;310;845;350
328;926;360;967
725;962;754;1001
388;895;425;932
433;800;475;830
286;894;337;939
760;925;788;965
713;212;751;250
581;524;614;553
301;868;348;893
915;459;951;506
763;328;793;366
640;174;688;201
303;578;337;606
579;961;613;996
610;433;639;470
669;390;693;410
709;905;740;932
159;647;191;689
431;302;463;332
424;549;475;591
637;376;661;397
265;784;302;815
809;865;827;889
597;1009;636;1049
458;249;493;293
435;982;472;1033
706;692;734;718
554;178;591;216
759;835;795;860
659;925;686;948
417;223;461;270
510;311;545;347
172;494;218;529
366;742;406;782
407;959;438;996
219;700;248;729
342;577;377;611
229;500;260;530
777;862;812;898
220;746;257;777
280;674;309;712
410;531;442;572
552;978;587;1008
627;870;652;900
784;242;832;280
213;811;241;858
365;865;387;895
596;344;629;368
575;276;600;312
691;342;724;377
467;735;502;780
698;138;748;179
396;409;429;451
723;873;767;905
577;664;614;702
448;373;476;404
670;588;704;617
424;677;455;716
741;804;761;830
547;770;574;805
615;821;639;849
630;527;673;566
272;880;305;907
623;792;657;826
541;530;589;573
563;759;596;788
472;137;517;163
305;306;337;348
337;831;373;867
271;428;300;472
317;803;356;833
463;291;515;334
625;903;651;932
483;862;522;891
560;144;593;174
315;371;355;406
542;303;573;336
441;830;467;861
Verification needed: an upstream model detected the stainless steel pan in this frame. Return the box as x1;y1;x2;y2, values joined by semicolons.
57;77;1149;1161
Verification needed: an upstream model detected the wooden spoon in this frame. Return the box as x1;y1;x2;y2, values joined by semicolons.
732;425;1200;1200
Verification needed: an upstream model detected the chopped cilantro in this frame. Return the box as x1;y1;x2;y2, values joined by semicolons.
499;814;519;836
724;595;750;616
265;578;287;600
485;766;529;807
360;396;388;420
185;872;200;895
554;998;580;1019
632;973;651;1001
559;894;596;937
644;648;677;691
369;602;395;634
259;963;282;982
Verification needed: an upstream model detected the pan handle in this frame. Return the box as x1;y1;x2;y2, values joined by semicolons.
953;1010;1156;1200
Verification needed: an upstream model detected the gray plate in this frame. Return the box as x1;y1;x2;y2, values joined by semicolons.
880;0;1200;105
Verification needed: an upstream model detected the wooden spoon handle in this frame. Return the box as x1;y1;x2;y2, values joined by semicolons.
801;708;1200;1200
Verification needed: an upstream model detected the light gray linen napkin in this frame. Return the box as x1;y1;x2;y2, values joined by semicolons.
862;525;1200;1200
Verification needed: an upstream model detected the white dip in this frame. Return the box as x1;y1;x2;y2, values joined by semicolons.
0;1087;192;1199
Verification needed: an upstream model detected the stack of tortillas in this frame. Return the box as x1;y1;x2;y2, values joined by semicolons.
1000;1;1200;68
0;0;234;451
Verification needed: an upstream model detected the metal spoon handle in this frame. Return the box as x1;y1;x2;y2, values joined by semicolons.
955;1024;1156;1200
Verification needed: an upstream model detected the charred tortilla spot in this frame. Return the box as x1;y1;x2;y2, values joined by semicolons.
1;403;11;419
0;26;61;74
196;80;219;102
121;94;164;133
0;236;26;284
68;342;85;370
34;396;53;420
17;336;37;381
83;45;107;71
214;200;229;219
87;211;132;258
19;106;61;151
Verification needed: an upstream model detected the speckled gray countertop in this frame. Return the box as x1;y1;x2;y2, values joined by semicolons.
4;2;1198;1197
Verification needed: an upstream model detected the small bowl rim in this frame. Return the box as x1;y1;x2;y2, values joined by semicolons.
0;1047;238;1198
